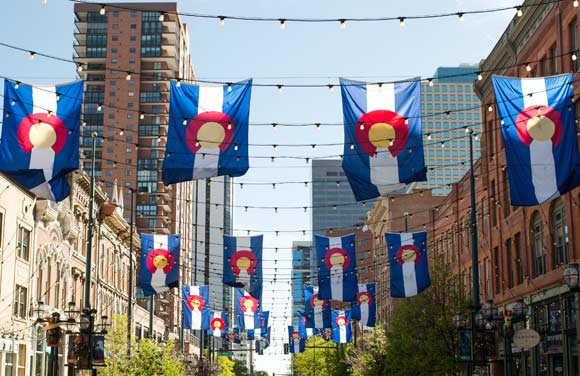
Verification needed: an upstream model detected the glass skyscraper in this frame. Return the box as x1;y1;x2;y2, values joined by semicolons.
420;66;482;195
291;241;316;320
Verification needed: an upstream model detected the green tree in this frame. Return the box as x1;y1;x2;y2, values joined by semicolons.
217;355;235;376
292;336;350;376
233;359;249;376
98;315;135;376
254;371;268;376
384;261;466;375
97;315;184;376
346;325;388;376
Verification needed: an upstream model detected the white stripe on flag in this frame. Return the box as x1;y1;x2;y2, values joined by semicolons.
293;340;300;353
358;284;369;326
400;233;418;297
366;83;402;192
328;237;344;301
198;86;224;113
193;86;224;178
521;78;559;203
30;86;58;198
339;324;347;343
150;235;170;294
366;83;395;112
235;237;252;286
314;307;323;328
244;312;254;330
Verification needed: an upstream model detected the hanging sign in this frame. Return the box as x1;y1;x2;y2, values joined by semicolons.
512;329;540;349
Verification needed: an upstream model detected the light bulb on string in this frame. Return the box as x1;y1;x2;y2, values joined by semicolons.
328;85;334;92
525;63;532;72
399;17;405;28
279;19;286;30
14;81;20;89
516;7;523;17
277;85;283;94
29;51;36;60
99;5;106;15
574;0;579;7
315;123;321;131
176;79;181;87
488;105;493;112
218;16;225;26
159;13;165;22
272;144;277;152
41;0;47;4
140;113;145;120
458;13;465;22
97;103;102;112
428;79;433;87
227;83;232;92
573;53;578;61
126;71;131;81
339;19;346;29
477;72;483;81
272;123;278;131
427;133;432;141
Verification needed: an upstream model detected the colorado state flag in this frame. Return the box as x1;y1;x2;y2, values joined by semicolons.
223;235;263;299
315;234;358;302
386;231;430;298
162;80;252;184
492;74;580;205
340;79;426;201
138;234;180;297
298;311;317;338
332;310;352;343
351;283;376;327
304;285;332;329
288;326;305;354
0;80;83;201
247;310;269;340
208;311;228;338
235;288;261;330
182;286;210;330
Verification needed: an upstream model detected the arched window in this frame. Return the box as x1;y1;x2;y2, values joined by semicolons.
552;199;569;267
532;212;547;277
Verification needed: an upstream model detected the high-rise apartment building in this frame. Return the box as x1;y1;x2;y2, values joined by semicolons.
311;160;374;236
73;2;194;233
73;3;233;351
420;66;482;195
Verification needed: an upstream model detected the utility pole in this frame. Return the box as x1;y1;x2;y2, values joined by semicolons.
127;188;135;356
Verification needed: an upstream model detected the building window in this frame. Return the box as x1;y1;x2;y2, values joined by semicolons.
493;248;500;294
550;44;558;74
17;226;30;261
14;285;27;319
551;199;569;267
502;169;510;218
5;352;14;375
514;232;523;284
570;18;578;71
490;180;497;227
531;212;547;277
506;238;514;289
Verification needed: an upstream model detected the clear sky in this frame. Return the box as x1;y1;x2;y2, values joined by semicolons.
1;0;516;373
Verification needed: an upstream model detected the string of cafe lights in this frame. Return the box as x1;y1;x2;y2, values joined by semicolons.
7;74;578;161
65;0;565;30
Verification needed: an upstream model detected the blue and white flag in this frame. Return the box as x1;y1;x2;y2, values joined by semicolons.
248;310;269;340
223;235;263;299
386;231;430;298
162;80;252;184
304;285;332;329
226;328;241;344
235;288;261;330
297;311;317;338
351;283;376;327
1;80;83;201
288;326;305;354
315;234;358;302
138;234;180;297
208;311;228;338
332;310;352;343
340;79;426;201
492;74;580;205
182;286;210;330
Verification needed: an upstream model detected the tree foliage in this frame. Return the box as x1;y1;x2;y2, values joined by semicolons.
253;371;269;376
346;261;468;376
233;359;249;376
97;315;185;376
292;336;350;376
217;356;235;376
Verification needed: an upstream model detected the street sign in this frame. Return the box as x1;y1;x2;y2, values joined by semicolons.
218;351;234;357
512;329;540;349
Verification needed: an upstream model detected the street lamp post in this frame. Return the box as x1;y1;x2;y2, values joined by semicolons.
562;263;580;374
466;128;481;374
127;188;135;357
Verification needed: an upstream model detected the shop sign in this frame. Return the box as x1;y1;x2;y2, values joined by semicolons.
513;329;540;349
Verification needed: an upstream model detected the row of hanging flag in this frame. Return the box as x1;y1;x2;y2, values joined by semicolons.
134;230;431;351
1;74;578;205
